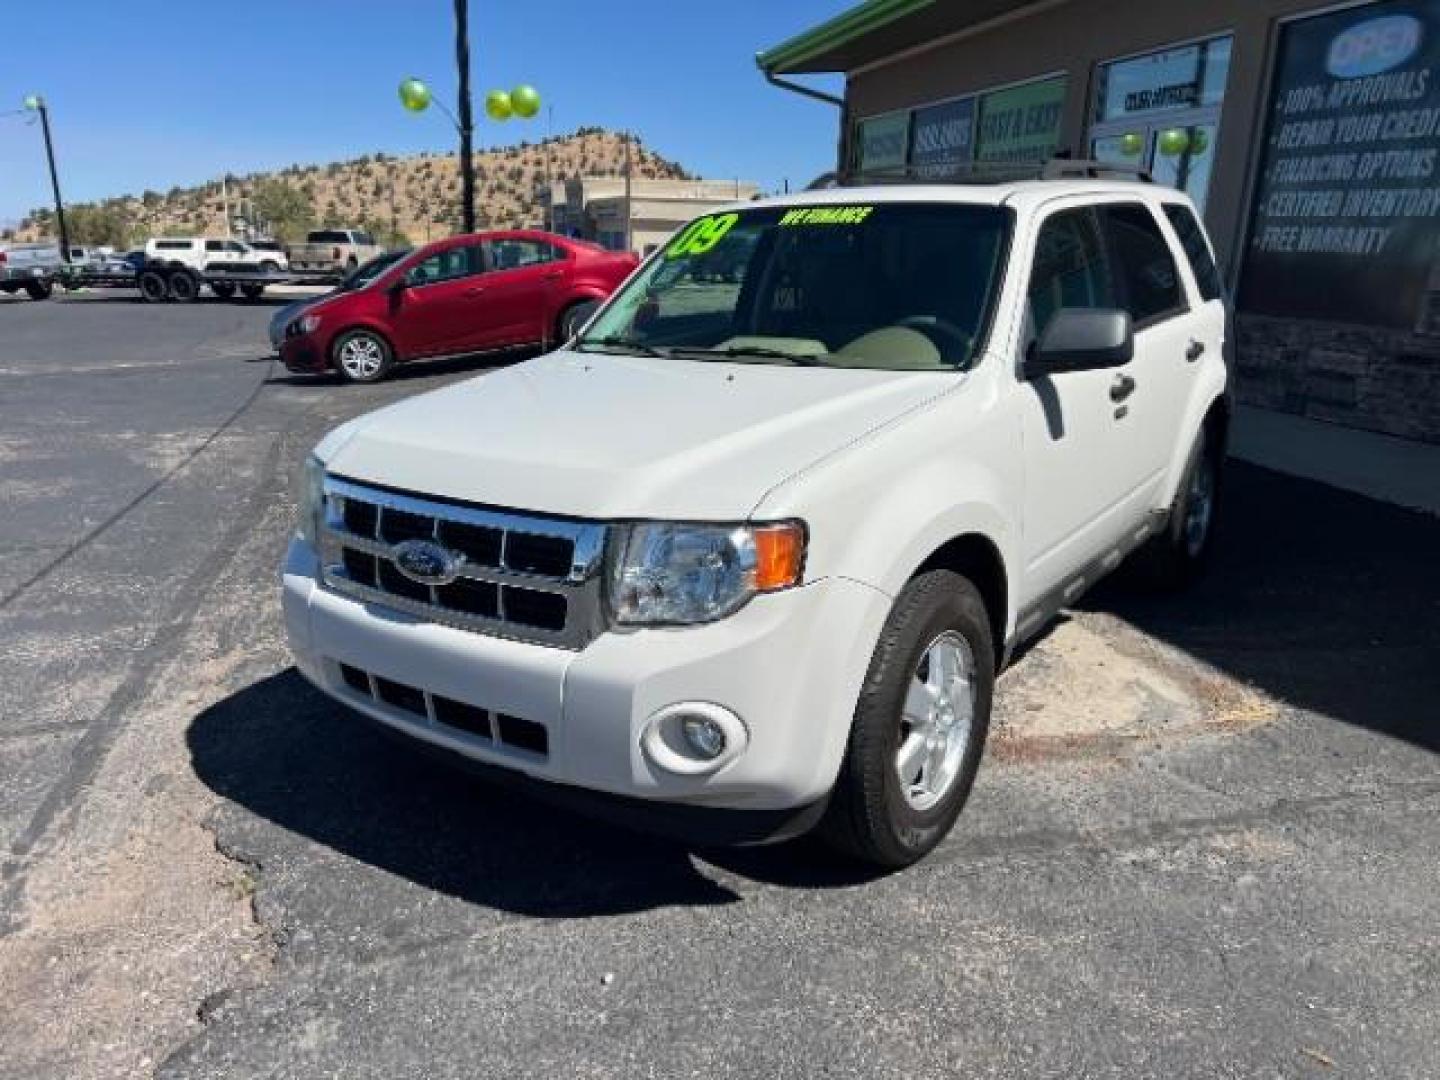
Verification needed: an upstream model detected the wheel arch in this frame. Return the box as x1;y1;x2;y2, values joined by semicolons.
911;533;1009;669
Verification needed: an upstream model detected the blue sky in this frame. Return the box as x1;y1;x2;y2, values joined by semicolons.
0;0;846;226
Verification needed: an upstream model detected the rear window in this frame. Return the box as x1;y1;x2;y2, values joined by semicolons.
307;230;351;243
1101;204;1185;327
1162;203;1223;302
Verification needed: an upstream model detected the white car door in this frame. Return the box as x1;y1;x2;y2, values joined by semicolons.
1016;203;1152;599
1098;201;1202;508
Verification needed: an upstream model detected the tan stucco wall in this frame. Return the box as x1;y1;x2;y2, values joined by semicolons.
845;0;1363;281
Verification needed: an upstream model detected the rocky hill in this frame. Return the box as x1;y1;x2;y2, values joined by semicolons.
9;129;692;247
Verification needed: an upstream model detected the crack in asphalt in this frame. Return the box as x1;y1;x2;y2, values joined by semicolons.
0;359;287;933
0;356;277;614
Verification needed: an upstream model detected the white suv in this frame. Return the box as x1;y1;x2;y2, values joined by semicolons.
144;237;286;273
282;171;1229;867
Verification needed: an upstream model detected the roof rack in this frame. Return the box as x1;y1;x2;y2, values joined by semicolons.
808;157;1154;190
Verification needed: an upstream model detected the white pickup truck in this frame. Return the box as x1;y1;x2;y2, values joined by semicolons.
282;169;1230;867
0;242;61;299
288;229;383;274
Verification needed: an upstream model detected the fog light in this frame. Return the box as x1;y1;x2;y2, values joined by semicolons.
641;702;748;776
681;715;727;759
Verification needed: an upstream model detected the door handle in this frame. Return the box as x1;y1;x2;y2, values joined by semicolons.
1186;339;1206;362
542;271;563;281
1110;373;1136;402
463;285;487;296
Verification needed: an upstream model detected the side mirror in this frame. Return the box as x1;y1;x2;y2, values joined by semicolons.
387;276;408;297
1023;308;1133;379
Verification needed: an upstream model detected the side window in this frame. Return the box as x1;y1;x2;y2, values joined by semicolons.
226;241;247;253
405;244;479;286
1102;204;1184;326
485;239;562;271
204;240;225;252
1162;203;1223;302
1026;208;1119;337
356;232;375;247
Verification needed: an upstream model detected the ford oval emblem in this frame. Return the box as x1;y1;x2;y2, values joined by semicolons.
1327;15;1423;79
391;539;462;585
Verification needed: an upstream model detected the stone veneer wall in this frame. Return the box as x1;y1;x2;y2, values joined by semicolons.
1235;313;1440;444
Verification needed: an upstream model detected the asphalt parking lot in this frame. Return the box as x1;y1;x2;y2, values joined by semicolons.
1;292;1437;1079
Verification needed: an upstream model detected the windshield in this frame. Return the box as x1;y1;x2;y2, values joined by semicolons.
579;202;1010;371
343;249;408;290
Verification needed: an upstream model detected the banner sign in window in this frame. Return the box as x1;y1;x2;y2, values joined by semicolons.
1241;1;1440;330
976;77;1067;163
856;111;910;173
910;97;976;178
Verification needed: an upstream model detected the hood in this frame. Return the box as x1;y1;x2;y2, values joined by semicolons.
323;350;958;519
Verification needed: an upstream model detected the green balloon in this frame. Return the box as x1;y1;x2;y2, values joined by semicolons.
1119;132;1144;158
511;84;541;119
1158;128;1191;157
398;77;431;113
485;90;513;121
1190;129;1210;155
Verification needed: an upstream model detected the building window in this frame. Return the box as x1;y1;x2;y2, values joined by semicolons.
1240;0;1440;332
1090;36;1232;211
975;75;1068;164
854;110;910;174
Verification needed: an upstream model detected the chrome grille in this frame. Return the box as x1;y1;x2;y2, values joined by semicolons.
318;476;608;649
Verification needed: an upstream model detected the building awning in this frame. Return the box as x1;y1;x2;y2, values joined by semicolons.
757;0;1051;75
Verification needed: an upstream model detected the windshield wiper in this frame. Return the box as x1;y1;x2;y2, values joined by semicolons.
669;345;830;367
573;335;671;358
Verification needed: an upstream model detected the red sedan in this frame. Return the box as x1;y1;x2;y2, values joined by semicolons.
279;230;638;383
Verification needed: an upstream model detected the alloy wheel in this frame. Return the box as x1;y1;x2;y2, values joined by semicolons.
896;631;977;812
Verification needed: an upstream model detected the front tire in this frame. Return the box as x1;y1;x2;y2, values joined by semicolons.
25;280;52;301
821;570;994;868
332;329;393;383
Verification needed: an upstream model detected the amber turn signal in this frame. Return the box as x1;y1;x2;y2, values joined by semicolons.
751;522;807;592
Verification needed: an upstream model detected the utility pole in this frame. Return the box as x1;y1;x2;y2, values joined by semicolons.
544;104;554;232
623;131;633;253
24;96;70;261
454;0;476;233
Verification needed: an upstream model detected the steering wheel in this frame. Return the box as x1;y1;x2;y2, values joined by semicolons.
895;316;972;361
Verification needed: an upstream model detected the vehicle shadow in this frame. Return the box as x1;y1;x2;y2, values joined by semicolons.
187;670;874;917
1083;460;1440;752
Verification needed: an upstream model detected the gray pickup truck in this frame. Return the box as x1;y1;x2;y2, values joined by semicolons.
287;229;384;274
0;242;61;300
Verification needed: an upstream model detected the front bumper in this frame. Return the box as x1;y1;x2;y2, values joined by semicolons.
279;334;328;373
281;537;891;827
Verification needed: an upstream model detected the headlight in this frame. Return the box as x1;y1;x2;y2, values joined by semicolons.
608;521;806;626
296;455;326;544
298;313;322;334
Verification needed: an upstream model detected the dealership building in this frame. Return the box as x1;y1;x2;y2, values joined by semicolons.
759;0;1440;444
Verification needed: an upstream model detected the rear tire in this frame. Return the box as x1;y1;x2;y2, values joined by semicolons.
210;281;236;299
1131;427;1220;589
168;271;200;302
820;570;994;869
332;329;393;383
259;260;280;274
24;280;52;301
240;283;265;300
558;299;600;341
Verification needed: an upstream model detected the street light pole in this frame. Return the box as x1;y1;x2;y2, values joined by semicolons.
24;95;70;261
454;0;476;233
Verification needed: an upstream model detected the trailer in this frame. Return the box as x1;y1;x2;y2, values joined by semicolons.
53;261;343;303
